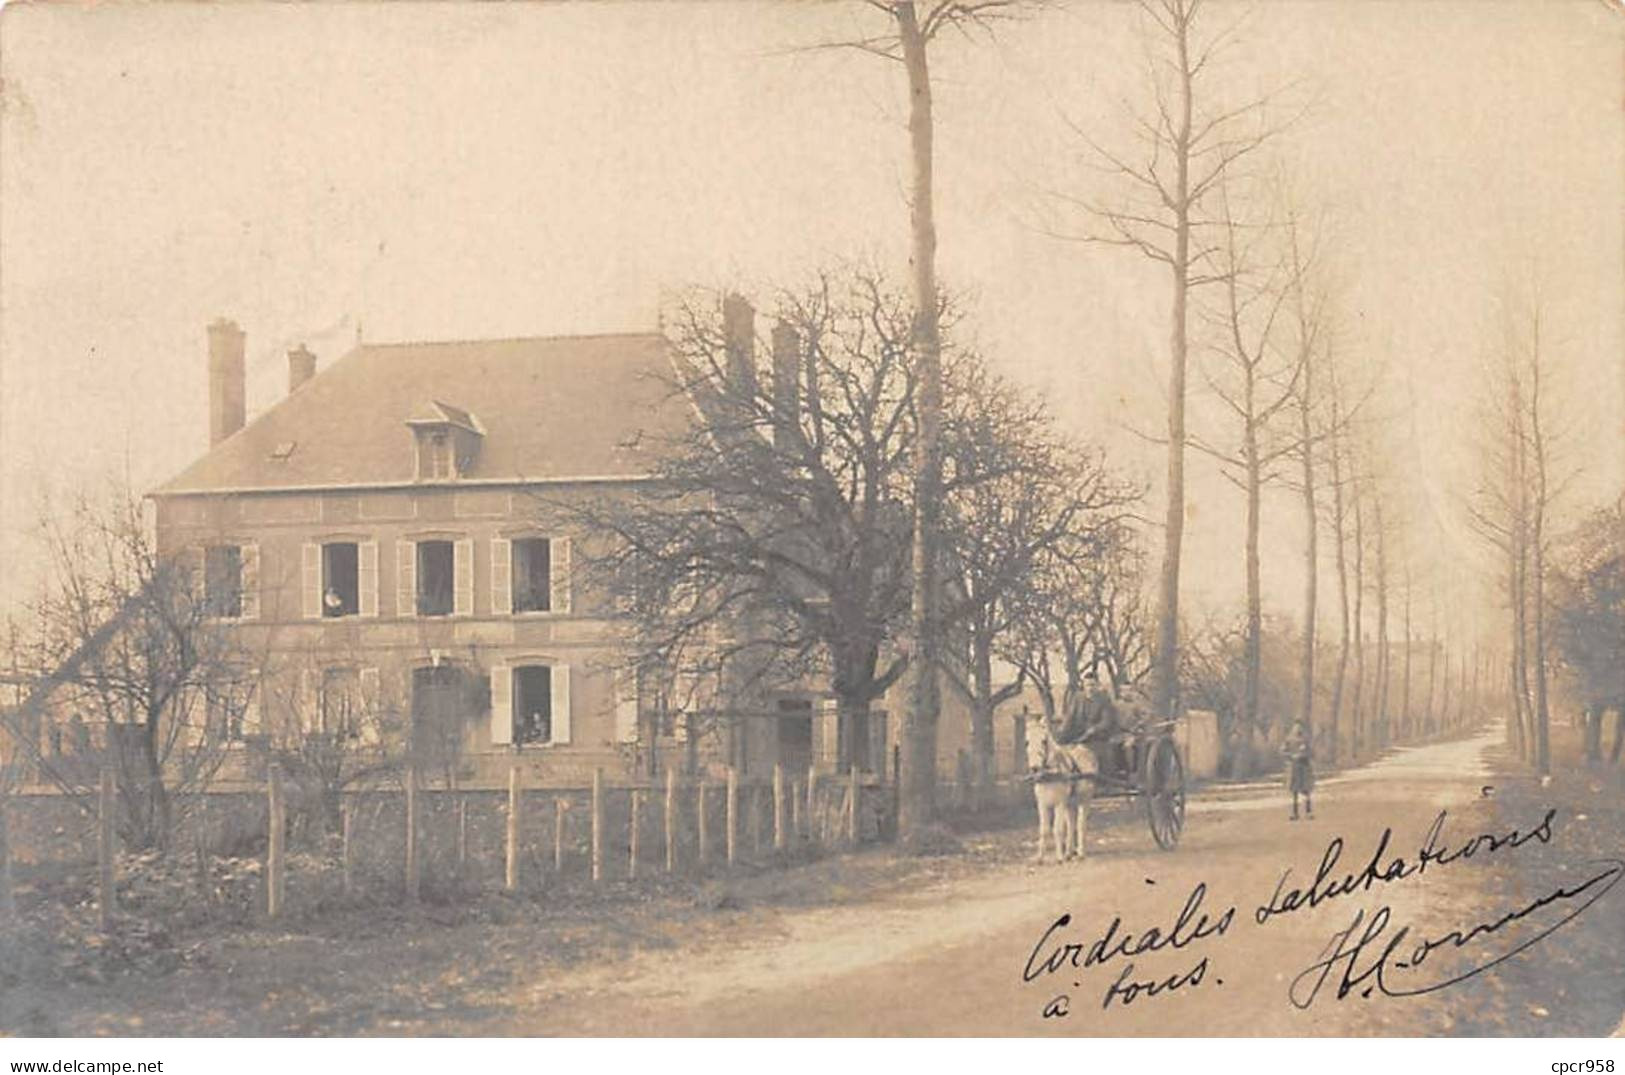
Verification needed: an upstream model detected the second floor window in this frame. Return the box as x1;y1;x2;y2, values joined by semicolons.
417;540;455;616
323;542;359;617
513;538;551;613
203;545;243;618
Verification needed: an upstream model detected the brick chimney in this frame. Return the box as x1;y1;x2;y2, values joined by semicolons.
207;318;246;446
770;319;801;448
288;344;316;393
721;293;757;395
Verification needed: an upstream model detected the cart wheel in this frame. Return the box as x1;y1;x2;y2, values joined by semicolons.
1143;737;1186;850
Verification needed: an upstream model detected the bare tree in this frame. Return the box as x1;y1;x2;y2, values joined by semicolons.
815;0;1037;838
1185;180;1305;748
555;273;1057;789
1048;0;1293;719
1467;283;1566;775
1003;521;1151;736
939;371;1141;794
7;488;261;849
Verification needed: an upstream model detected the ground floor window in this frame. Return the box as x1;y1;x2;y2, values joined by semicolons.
513;665;553;745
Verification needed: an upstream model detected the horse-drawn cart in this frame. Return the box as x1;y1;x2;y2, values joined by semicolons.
1029;687;1188;850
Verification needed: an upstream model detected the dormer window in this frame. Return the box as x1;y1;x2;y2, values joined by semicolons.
407;401;484;481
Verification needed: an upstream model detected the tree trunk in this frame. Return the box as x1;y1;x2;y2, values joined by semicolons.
1583;704;1603;762
969;634;997;797
1528;329;1551;776
897;0;943;843
1297;378;1317;748
1351;489;1366;758
1243;384;1263;742
1327;411;1350;764
1400;568;1412;742
1424;621;1438;736
1151;9;1196;722
1374;501;1390;751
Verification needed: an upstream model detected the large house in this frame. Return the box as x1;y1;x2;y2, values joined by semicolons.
145;316;1013;790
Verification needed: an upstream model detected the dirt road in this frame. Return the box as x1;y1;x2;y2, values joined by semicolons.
487;731;1623;1036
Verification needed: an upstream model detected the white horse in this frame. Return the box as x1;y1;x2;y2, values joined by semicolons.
1025;710;1097;863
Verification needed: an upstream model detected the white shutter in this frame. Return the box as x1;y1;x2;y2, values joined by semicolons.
396;540;415;618
241;672;261;736
614;671;639;743
816;699;839;767
189;547;207;602
358;541;379;618
239;543;260;621
490;665;513;746
550;537;571;614
454;538;474;617
550;664;571;744
301;543;321;620
359;667;381;746
491;537;512;615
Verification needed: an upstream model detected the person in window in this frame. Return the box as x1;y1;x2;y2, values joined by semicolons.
520;708;548;745
324;586;345;616
1284;720;1315;820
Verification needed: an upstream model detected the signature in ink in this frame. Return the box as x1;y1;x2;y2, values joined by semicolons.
1288;858;1624;1009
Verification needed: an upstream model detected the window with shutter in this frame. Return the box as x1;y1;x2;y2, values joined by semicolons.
358;541;379;617
551;664;571;744
396;540;416;618
614;671;639;743
491;537;512;615
454;538;474;616
490;665;513;747
240;544;260;620
301;543;321;619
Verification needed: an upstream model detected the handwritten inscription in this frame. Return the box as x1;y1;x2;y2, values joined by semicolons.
1023;807;1618;1020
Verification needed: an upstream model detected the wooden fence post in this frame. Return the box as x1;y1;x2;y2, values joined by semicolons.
591;768;604;883
98;767;116;929
192;794;210;903
806;767;818;846
267;764;285;919
0;797;15;923
505;766;521;892
725;767;738;866
341;796;355;897
664;767;677;874
847;765;859;845
554;798;568;874
750;783;763;858
697;778;709;865
773;764;786;851
629;788;642;880
404;763;420;903
455;794;469;877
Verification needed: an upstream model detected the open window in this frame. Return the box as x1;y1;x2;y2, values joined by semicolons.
203;545;243;618
513;665;553;745
321;542;359;617
416;540;455;616
513;538;551;613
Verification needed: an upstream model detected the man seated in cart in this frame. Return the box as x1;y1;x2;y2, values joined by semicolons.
1069;672;1152;775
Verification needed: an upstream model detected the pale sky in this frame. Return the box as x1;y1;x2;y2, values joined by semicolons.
3;0;1622;640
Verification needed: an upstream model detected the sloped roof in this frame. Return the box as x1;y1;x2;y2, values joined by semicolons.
155;333;684;494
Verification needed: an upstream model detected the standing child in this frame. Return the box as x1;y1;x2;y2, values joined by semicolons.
1283;720;1314;820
